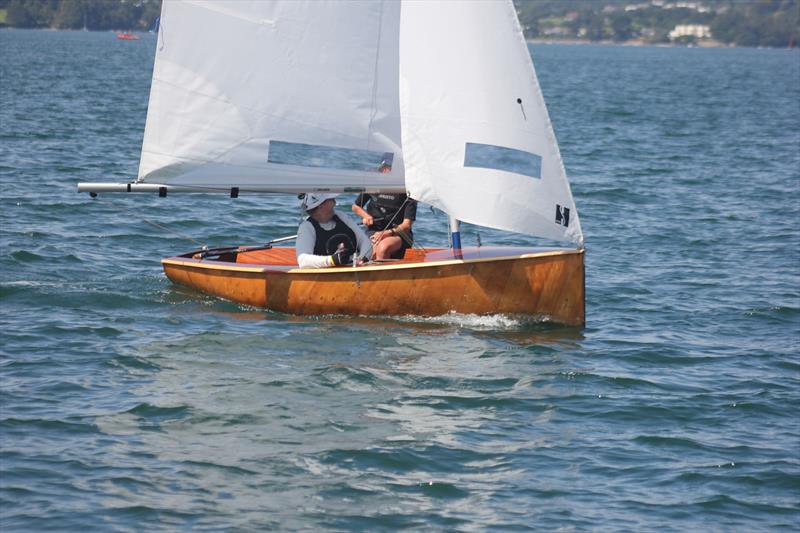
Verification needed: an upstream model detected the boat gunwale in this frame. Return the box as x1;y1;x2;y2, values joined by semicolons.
161;247;584;274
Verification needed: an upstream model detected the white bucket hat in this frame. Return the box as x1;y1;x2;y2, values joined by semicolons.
300;192;338;212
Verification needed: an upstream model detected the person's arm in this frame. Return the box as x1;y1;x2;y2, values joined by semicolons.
340;214;373;261
393;199;416;243
371;217;413;247
296;220;337;268
351;203;374;227
394;218;413;234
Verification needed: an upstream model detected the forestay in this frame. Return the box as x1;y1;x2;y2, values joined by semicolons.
138;0;404;193
399;1;582;244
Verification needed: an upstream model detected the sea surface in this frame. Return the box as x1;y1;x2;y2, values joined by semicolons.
1;30;798;532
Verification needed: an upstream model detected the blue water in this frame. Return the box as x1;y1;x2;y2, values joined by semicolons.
1;30;799;531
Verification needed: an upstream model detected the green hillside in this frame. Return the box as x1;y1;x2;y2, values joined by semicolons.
0;0;796;48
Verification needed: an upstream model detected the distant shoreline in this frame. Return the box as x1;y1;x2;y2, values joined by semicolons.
0;27;795;50
527;38;735;49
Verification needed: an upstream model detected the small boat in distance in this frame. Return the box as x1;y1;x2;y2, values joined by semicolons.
116;32;140;40
79;1;586;326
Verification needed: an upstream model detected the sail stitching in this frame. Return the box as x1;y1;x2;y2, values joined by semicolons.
365;0;385;153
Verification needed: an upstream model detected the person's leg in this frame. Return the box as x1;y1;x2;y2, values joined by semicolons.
374;235;402;259
389;238;411;259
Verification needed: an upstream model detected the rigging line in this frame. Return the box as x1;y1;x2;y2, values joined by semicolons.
381;195;407;233
94;197;204;246
373;195;428;254
411;234;428;254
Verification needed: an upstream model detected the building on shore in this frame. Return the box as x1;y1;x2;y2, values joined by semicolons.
669;24;712;41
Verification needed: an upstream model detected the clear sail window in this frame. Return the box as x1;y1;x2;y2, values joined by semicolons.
268;140;393;173
464;142;542;179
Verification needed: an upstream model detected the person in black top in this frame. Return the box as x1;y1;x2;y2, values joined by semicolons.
296;193;372;268
352;193;417;260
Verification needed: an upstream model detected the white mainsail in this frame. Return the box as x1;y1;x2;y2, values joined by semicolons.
399;1;582;245
81;0;582;245
138;0;405;192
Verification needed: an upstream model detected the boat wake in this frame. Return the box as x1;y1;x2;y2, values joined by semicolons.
395;311;551;330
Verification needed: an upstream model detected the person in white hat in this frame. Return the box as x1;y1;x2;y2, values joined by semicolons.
295;193;372;268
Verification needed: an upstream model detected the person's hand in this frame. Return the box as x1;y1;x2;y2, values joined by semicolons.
370;230;388;243
330;247;354;266
362;215;374;226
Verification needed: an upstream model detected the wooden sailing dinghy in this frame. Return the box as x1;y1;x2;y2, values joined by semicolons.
78;0;586;326
162;246;584;325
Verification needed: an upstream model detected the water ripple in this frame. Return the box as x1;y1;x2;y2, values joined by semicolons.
1;31;798;532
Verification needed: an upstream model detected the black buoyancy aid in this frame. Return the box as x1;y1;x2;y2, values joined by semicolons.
307;214;357;256
363;194;409;231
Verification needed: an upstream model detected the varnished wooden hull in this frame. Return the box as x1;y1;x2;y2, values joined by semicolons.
162;247;585;326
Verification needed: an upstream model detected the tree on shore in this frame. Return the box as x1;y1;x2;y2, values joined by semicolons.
711;0;799;47
515;0;798;48
1;0;797;48
1;0;161;31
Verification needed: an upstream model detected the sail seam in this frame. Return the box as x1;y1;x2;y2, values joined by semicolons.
183;0;276;27
365;0;385;152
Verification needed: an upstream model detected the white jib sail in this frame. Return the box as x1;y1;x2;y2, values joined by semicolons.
399;0;583;245
138;0;405;193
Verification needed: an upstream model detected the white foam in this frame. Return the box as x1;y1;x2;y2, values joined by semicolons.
394;311;550;330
